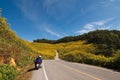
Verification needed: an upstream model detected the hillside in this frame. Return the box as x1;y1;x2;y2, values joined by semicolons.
0;17;32;80
56;41;120;70
34;30;120;44
34;30;120;56
34;30;120;71
0;17;36;66
0;16;56;63
0;15;120;80
0;16;55;80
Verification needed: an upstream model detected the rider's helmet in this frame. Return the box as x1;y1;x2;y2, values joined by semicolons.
38;55;41;58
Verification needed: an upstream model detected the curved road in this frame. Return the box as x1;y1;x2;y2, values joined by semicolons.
31;53;120;80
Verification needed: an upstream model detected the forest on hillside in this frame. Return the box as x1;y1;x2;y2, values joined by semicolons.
34;30;120;57
34;30;120;44
1;10;120;80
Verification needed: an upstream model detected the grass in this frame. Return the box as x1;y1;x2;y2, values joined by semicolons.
56;41;120;71
15;63;34;80
1;16;120;80
0;64;18;80
0;17;56;80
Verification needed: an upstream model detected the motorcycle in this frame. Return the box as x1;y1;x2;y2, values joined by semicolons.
34;60;42;70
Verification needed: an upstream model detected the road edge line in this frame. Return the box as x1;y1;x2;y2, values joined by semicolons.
42;61;49;80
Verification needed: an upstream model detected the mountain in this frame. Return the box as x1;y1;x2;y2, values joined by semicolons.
34;30;120;45
34;30;120;57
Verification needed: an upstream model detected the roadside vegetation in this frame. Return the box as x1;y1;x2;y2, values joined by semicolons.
56;41;120;71
1;9;120;80
0;15;55;80
29;42;56;59
35;30;120;71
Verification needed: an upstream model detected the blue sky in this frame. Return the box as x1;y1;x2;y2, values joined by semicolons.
0;0;120;41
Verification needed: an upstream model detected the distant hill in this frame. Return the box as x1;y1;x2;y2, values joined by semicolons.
34;30;120;45
34;30;120;57
1;12;120;80
52;30;120;71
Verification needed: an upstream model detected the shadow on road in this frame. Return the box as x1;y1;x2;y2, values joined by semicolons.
27;68;36;72
27;67;42;72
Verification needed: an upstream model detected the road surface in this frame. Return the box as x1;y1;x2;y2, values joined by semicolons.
31;53;120;80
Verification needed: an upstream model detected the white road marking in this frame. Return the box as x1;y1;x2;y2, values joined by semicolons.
42;61;49;80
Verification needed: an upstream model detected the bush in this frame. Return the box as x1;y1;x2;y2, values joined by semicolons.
107;51;120;70
0;64;17;80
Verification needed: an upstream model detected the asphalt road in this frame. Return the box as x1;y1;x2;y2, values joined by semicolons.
31;52;120;80
31;59;120;80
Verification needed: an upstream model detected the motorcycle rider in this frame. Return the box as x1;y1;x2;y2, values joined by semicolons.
34;56;42;69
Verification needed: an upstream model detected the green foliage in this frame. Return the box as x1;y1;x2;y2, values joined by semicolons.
33;38;56;44
79;30;120;57
33;30;120;71
0;64;17;80
57;41;120;71
57;41;96;62
0;16;55;65
107;50;120;70
0;15;56;79
1;10;120;80
34;30;120;57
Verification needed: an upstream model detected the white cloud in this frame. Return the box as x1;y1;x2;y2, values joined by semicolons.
15;0;42;21
45;28;61;38
75;18;114;34
110;0;115;2
43;0;78;20
45;28;69;38
84;24;94;29
15;0;78;22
